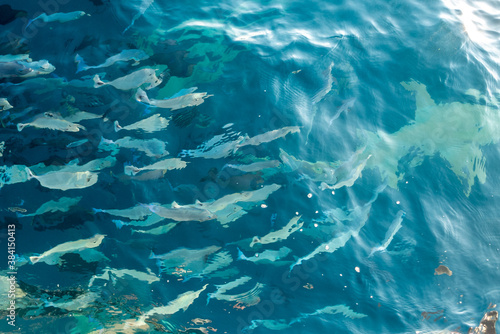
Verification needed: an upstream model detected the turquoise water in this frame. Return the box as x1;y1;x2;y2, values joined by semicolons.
0;0;499;333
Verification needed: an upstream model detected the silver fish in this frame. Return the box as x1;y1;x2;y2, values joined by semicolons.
75;49;149;73
17;112;85;132
124;157;187;176
27;11;87;28
29;234;105;265
93;68;162;90
114;114;169;133
136;87;212;111
0;98;13;111
144;202;216;222
122;0;154;34
26;168;98;191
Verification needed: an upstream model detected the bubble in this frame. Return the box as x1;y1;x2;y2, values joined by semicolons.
396;201;400;204
307;193;312;198
331;191;335;195
314;223;318;227
260;204;267;208
325;245;329;250
355;266;360;273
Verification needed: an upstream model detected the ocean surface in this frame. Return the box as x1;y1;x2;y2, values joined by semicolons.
0;0;499;333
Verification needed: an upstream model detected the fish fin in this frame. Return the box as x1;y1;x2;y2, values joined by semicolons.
114;120;122;132
149;251;156;259
195;199;202;206
74;54;88;73
29;255;40;264
93;74;105;88
44;301;55;308
169;87;198;99
25;167;35;180
237;248;248;261
15;212;26;218
113;220;124;229
124;165;140;176
17;123;27;132
92;208;104;214
171;201;180;208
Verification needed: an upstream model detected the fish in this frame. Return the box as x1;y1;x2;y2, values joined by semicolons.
279;148;338;185
93;204;152;220
26;167;98;191
208;276;263;307
63;111;102;123
124;157;187;176
75;49;149;72
290;186;383;271
0;59;55;78
150;245;221;272
0;98;13;111
89;267;159;287
31;156;116;175
26;11;87;29
127;284;208;328
19;196;82;217
238;246;291;264
114;114;169;133
237;126;301;149
66;139;89;148
93;68;162;90
136;87;212;111
101;136;168;158
369;210;405;257
185;250;233;281
208;276;252;303
293;304;368;323
131;223;176;235
0;61;33;78
328;97;356;126
0;54;31;62
250;216;303;248
29;234;105;265
122;0;154;34
144;202;216;222
45;291;100;311
223;160;281;173
319;153;372;190
17;112;85;132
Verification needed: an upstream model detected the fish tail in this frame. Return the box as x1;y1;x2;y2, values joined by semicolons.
44;300;55;308
15;212;26;218
206;293;213;305
92;208;105;214
149;251;156;259
113;120;122;132
93;74;105;88
75;54;88;73
29;255;40;264
25;19;35;30
25;167;35;180
237;248;248;261
124;165;140;176
17;123;27;132
113;220;124;229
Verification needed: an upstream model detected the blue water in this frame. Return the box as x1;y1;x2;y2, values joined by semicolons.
0;0;499;333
